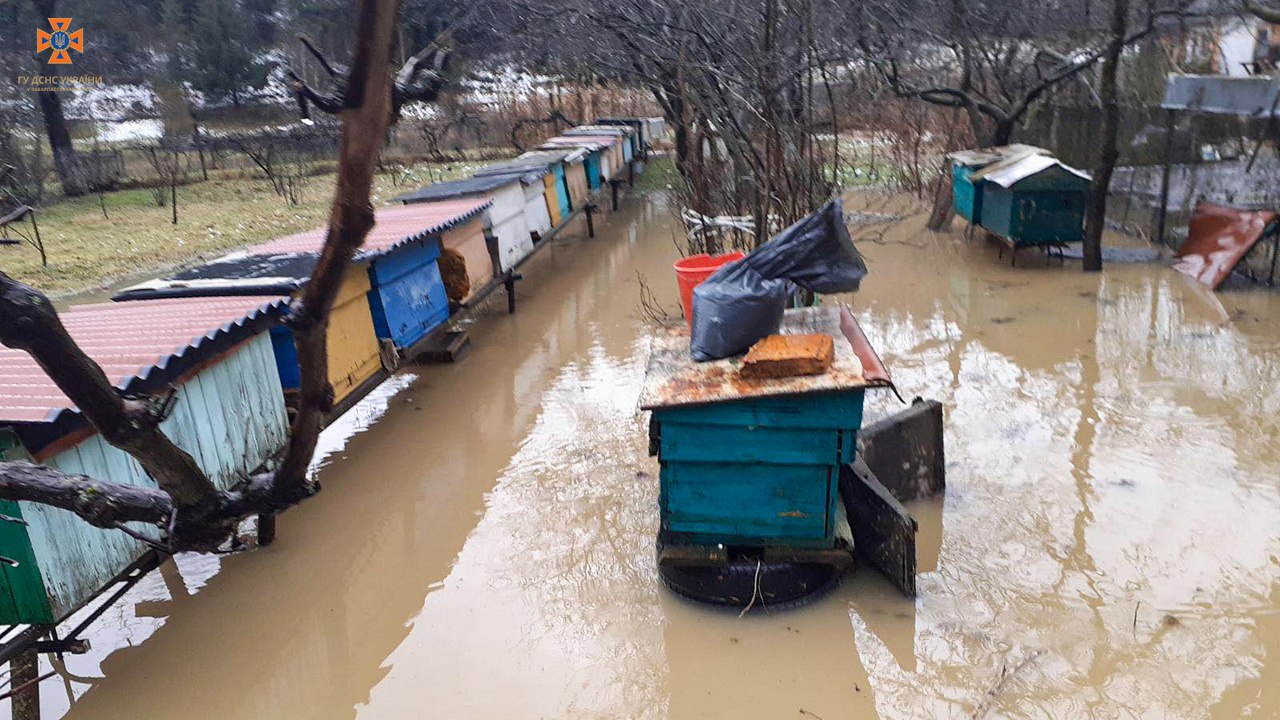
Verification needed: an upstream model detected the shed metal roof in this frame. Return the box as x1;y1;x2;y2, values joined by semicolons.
970;154;1091;187
947;144;1047;167
391;175;523;204
1162;74;1280;116
246;198;491;256
0;296;287;423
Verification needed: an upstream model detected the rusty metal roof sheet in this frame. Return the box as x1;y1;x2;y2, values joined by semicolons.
1173;201;1278;289
0;296;287;423
245;198;491;257
639;305;893;411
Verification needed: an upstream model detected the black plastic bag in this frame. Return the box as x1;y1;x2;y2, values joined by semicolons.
689;198;866;361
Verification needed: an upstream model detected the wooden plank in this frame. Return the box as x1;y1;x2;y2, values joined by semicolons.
858;399;946;502
839;459;918;596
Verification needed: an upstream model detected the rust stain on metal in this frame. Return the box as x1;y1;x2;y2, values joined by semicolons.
638;305;893;410
1173;201;1277;289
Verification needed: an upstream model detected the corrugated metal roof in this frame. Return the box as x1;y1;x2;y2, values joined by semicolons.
473;157;556;178
539;136;614;151
566;125;631;137
469;164;547;186
247;198;491;256
391;175;522;204
1163;74;1280;116
947;144;1047;167
113;253;319;301
524;146;586;163
970;154;1091;187
0;296;287;423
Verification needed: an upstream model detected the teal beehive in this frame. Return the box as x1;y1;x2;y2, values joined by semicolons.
640;306;893;550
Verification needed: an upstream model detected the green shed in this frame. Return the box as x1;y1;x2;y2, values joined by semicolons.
972;154;1092;247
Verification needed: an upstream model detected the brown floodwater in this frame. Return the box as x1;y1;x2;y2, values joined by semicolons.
11;191;1280;719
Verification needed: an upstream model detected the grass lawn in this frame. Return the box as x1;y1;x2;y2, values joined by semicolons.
0;159;493;296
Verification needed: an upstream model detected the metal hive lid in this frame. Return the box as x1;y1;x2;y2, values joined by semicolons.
0;296;288;423
246;198;492;256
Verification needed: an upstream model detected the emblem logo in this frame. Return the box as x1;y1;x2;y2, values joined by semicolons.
36;18;83;65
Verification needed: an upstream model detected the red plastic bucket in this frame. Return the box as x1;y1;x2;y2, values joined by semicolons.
673;252;745;327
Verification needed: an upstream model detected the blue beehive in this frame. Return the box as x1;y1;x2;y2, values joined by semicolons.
640;306;893;550
366;237;450;351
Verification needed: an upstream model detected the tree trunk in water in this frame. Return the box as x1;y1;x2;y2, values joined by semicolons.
1082;0;1127;273
990;119;1015;147
927;159;955;232
38;90;87;197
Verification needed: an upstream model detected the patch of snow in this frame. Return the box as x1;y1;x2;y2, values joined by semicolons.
94;118;164;143
66;83;157;122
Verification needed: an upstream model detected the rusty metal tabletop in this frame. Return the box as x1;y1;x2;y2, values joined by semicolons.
638;305;893;411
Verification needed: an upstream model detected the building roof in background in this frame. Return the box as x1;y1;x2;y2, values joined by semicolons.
1162;74;1280;116
970;153;1091;188
247;198;491;255
390;175;524;204
0;296;287;423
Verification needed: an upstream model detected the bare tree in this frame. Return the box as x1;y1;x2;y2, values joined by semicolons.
1082;0;1130;272
861;0;1198;146
0;0;410;553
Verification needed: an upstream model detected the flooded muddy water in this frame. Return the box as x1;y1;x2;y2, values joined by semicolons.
16;192;1280;719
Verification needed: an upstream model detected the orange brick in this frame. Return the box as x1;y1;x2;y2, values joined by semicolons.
739;333;834;379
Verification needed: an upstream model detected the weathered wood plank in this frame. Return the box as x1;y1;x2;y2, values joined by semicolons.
840;458;918;596
858;398;946;502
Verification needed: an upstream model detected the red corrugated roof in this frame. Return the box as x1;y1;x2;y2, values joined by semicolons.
244;198;491;256
0;296;286;423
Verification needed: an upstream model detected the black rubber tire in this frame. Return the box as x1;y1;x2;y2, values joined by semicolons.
658;558;843;610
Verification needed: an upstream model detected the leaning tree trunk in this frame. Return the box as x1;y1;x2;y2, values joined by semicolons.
37;88;87;197
926;160;955;232
1082;0;1127;273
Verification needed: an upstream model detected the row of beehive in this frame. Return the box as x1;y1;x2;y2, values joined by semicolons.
0;117;666;625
